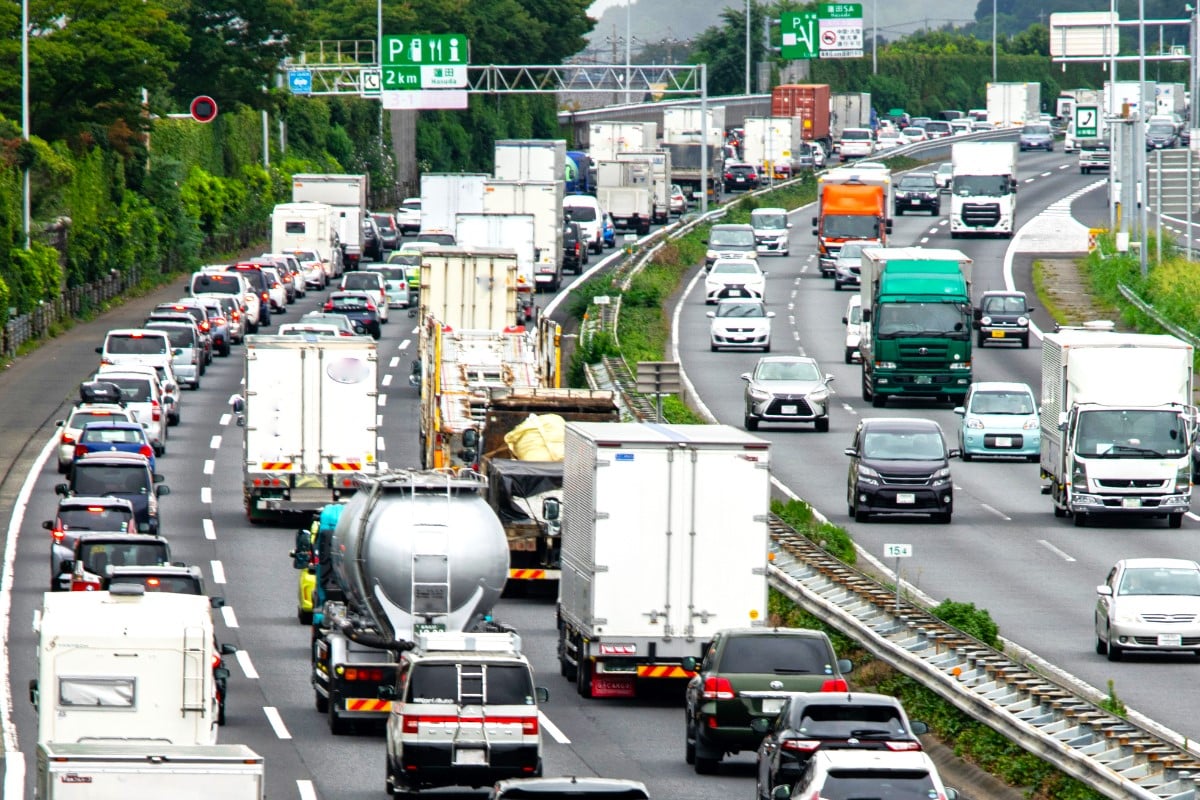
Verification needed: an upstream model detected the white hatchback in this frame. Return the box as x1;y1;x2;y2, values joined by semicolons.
707;299;774;352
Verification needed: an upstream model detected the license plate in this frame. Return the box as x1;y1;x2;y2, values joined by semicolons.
781;405;798;415
735;177;746;183
915;375;932;385
454;749;488;766
1122;498;1143;508
896;493;916;504
991;330;1006;338
1158;633;1182;646
910;199;921;205
761;698;785;714
994;437;1012;447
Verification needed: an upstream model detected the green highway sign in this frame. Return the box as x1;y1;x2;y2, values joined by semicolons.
817;3;863;58
382;34;470;90
1074;105;1099;138
781;12;818;60
819;2;863;18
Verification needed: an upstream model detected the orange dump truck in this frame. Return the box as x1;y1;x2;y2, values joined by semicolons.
811;168;893;277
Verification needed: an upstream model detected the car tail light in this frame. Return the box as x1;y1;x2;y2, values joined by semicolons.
232;310;240;320
213;316;226;326
74;445;87;457
820;678;849;692
151;400;161;422
781;739;821;753
139;445;154;459
701;676;735;700
61;433;76;445
211;653;221;669
323;301;333;311
366;301;376;311
884;740;923;751
402;715;422;734
51;527;65;543
724;172;733;180
71;576;101;592
200;320;210;331
261;291;269;302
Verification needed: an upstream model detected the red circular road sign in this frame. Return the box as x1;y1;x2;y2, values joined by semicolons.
190;96;218;124
821;30;838;46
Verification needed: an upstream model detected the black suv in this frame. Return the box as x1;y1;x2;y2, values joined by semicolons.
56;451;169;534
752;692;928;800
723;163;760;192
845;417;958;524
893;172;940;216
973;290;1033;348
227;264;272;326
562;220;588;275
682;628;852;775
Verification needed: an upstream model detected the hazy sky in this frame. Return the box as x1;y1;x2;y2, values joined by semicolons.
590;0;628;18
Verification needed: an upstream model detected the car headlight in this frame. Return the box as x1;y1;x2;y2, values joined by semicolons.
980;316;992;325
1071;459;1088;492
933;467;951;479
876;361;897;370
706;250;717;260
1023;418;1038;430
857;465;881;485
949;361;971;370
747;386;772;401
1017;316;1029;326
1113;609;1141;624
809;389;829;403
965;417;984;429
1176;463;1192;490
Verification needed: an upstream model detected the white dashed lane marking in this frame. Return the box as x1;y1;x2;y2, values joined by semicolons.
209;435;222;449
1038;540;1077;562
203;459;214;475
219;413;231;426
980;503;1011;521
210;560;227;584
297;780;318;800
382;374;393;387
202;519;216;540
221;606;239;628
399;338;411;351
389;356;399;368
236;650;259;679
378;394;387;407
264;707;292;739
200;487;212;504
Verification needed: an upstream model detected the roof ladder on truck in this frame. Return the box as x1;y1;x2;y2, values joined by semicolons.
180;625;207;714
453;663;491;764
411;551;450;631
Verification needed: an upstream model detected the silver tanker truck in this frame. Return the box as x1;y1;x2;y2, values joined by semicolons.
307;469;511;734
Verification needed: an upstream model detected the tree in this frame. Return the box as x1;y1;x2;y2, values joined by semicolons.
689;2;769;96
170;0;311;111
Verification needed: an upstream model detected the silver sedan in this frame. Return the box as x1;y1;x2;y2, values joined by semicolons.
1095;558;1200;661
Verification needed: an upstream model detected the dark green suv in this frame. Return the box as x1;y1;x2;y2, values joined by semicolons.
682;628;852;775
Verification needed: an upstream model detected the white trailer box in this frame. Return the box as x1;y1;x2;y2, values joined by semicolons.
950;141;1018;236
985;82;1041;127
558;422;771;698
36;743;264;800
270;202;339;272
34;589;219;747
291;174;369;264
587;121;658;162
616;150;672;224
1155;82;1186;116
418;247;520;332
482;179;565;290
595;160;655;234
1061;89;1104;151
241;335;378;518
494;139;567;183
830;92;872;141
1105;80;1155;118
454;213;537;316
1040;328;1194;525
420;173;489;235
662;107;726;146
743;116;804;176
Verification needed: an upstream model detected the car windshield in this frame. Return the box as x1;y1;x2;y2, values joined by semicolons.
280;326;339;336
794;704;907;737
147;326;193;348
331;296;371;310
57;507;133;532
842;130;871;140
718;636;836;674
69;411;122;430
1148;124;1175;136
716;303;767;319
819;770;936;798
407;663;535;705
73;465;150;495
566;205;597;222
838;243;867;260
106;335;166;356
712;262;758;275
955;175;1012;196
1119;567;1200;596
416;233;455;246
365;267;406;283
79;542;168;573
117;574;202;594
191;275;240;294
711;229;755;247
292;251;318;262
862;430;945;460
1075;409;1187;457
1023;125;1051;135
389;254;421;266
81;425;144;445
875;303;969;337
847;304;862;324
970;391;1034;415
372;215;396;230
900;176;936;190
342;274;381;290
822;215;880;239
901;127;924;137
100;378;152;403
755;361;820;381
753;213;787;229
982;295;1027;314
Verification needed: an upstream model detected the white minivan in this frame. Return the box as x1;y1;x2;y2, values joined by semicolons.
97;329;176;373
563;194;605;254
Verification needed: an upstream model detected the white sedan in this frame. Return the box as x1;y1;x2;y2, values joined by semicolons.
704;258;767;305
1095;558;1200;661
899;127;928;144
707;299;774;352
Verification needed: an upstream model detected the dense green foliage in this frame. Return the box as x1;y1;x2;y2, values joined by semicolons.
930;599;1000;648
771;498;856;564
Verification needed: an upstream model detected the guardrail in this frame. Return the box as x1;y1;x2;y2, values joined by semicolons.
1117;282;1200;349
589;141;1200;799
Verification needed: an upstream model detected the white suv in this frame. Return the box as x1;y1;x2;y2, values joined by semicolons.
87;370;171;455
786;750;959;800
563;195;605;254
838;128;876;160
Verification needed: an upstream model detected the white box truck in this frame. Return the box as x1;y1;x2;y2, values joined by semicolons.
494;139;567;183
418;247;521;333
454;212;537;321
662;107;726;146
482;179;565;291
1060;88;1104;151
270;201;341;277
556;422;771;699
595;160;655;235
36;743;264;800
950;141;1017;238
1105;80;1155;118
830;92;872;142
587;121;658;162
1155;82;1186;116
616;150;672;224
742;116;804;179
985;82;1041;127
420;173;489;237
291;174;369;269
1040;327;1195;527
237;335;378;522
32;588;222;747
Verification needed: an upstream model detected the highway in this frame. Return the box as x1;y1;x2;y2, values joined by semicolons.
5;146;1196;800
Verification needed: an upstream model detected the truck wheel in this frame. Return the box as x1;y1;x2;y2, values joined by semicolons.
976;332;986;347
298;607;313;625
844;348;855;365
576;655;593;698
315;690;329;714
1053;503;1067;518
685;715;697;765
1169;513;1184;529
744;415;759;431
329;701;350;735
871;394;886;408
1021;336;1030;349
1073;512;1088;528
694;751;720;775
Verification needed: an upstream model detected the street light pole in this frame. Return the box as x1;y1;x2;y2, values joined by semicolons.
872;0;878;74
626;0;633;104
21;0;31;250
1138;0;1149;277
745;0;751;95
992;0;998;82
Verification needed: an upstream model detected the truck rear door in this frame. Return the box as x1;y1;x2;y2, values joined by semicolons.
317;341;378;474
244;343;306;474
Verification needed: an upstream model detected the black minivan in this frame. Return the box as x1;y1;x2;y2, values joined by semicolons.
227;263;272;327
845;417;959;524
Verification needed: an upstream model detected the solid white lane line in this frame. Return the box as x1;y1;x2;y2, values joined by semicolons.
382;374;393;387
210;435;222;449
980;503;1011;521
377;436;386;451
263;707;292;739
1038;540;1077;562
203;459;215;475
377;394;387;407
297;780;318;800
539;711;571;744
236;650;259;679
221;606;239;628
219;413;232;426
200;487;212;504
389;356;400;368
210;560;227;584
202;519;216;540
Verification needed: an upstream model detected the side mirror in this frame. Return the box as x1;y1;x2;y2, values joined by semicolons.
213;667;231;681
55;420;64;428
463;429;479;448
535;686;550;703
210;596;226;609
786;222;794;229
772;786;792;800
910;720;929;735
972;308;983;321
42;520;53;530
55;483;69;497
137;522;150;533
680;656;697;672
153;473;165;483
766;311;776;319
886;220;894;233
156;485;171;497
29;679;39;709
173;348;184;356
95;346;102;354
542;497;561;522
841;316;848;324
740;373;752;383
953;407;965;416
1097;585;1113;596
824;374;835;384
861;308;871;322
59;560;74;574
750;717;771;733
706;311;715;318
945;789;959;800
353;322;367;334
220;643;238;655
843;447;858;457
810;216;817;226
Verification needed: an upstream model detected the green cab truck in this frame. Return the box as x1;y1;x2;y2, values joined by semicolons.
858;247;973;407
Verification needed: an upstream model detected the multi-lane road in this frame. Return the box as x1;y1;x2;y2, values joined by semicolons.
5;146;1196;800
